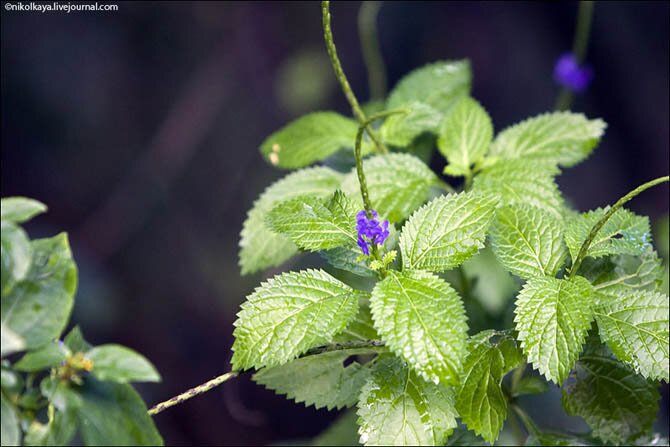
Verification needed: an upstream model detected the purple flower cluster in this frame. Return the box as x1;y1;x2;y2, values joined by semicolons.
554;53;593;92
356;210;389;256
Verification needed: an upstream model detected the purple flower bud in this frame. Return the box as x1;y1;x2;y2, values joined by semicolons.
356;209;390;256
554;53;593;92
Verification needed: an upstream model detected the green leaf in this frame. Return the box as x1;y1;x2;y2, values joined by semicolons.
472;159;565;219
379;102;442;147
370;270;467;385
438;97;493;177
446;427;490;446
321;244;376;278
239;167;343;275
525;432;599;446
253;347;374;410
65;378;163;446
260;112;359;169
333;304;379;343
1;370;23;399
18;387;43;411
64;326;93;353
267;191;357;251
24;409;77;446
1;233;77;350
400;192;498;272
565;207;651;262
86;344;161;383
1;197;47;224
387;60;471;113
461;247;519;316
512;375;549;397
0;325;25;358
489;112;606;167
1;221;32;296
357;355;458;446
561;343;660;444
455;331;523;443
514;276;594;383
489;205;568;279
232;269;359;370
594;289;669;381
1;391;21;446
313;410;361;446
581;248;664;296
15;341;69;372
341;153;437;223
40;375;71;411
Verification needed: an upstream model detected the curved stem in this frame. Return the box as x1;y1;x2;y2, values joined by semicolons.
354;109;407;214
555;1;595;111
322;0;388;153
569;175;669;277
358;1;387;101
148;371;238;416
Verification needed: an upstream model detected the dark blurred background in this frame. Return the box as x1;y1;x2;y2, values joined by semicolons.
1;1;668;445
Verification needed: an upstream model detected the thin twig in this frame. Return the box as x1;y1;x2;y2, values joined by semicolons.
148;372;238;416
147;339;385;416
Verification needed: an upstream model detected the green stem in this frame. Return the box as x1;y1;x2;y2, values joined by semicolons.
508;407;527;446
573;1;595;62
555;1;595;111
322;0;388;154
510;364;526;396
148;372;238;416
569;175;669;277
355;109;407;213
358;1;387;101
436;178;456;194
355;109;406;278
511;403;541;437
464;172;473;191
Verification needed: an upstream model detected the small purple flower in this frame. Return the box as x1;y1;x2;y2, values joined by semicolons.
356;209;390;256
554;53;593;92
